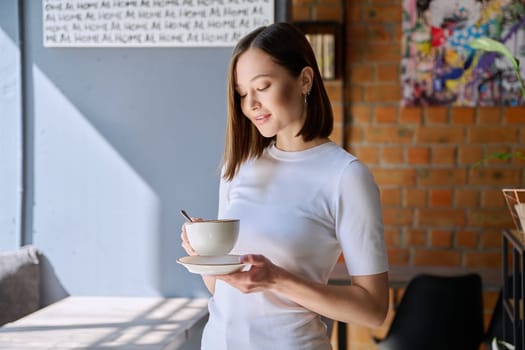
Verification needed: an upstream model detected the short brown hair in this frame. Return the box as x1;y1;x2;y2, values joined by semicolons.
222;22;333;181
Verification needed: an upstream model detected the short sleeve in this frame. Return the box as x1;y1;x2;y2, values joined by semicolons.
335;160;389;276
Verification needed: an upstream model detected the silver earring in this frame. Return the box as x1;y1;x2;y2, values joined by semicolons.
304;89;311;104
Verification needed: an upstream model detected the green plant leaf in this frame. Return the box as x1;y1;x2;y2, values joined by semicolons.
470;37;525;97
492;336;516;350
469;37;525;167
472;152;525;167
470;37;520;71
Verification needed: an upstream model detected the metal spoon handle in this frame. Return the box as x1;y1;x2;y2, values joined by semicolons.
180;209;193;222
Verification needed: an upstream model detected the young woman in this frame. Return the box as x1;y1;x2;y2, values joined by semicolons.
181;22;389;349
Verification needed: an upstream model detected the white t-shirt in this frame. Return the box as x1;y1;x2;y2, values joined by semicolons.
201;141;388;350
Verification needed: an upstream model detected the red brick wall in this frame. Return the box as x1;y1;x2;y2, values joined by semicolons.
292;0;524;349
344;0;525;270
292;0;525;269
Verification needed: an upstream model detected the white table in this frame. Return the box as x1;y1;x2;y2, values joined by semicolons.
0;296;209;349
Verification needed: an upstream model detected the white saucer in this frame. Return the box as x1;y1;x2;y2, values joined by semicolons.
177;255;250;275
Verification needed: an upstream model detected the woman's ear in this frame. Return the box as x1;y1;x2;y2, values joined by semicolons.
300;66;314;94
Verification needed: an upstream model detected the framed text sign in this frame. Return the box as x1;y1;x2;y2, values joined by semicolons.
43;0;275;47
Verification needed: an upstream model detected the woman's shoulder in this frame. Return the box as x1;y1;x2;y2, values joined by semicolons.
321;142;364;169
325;142;357;161
319;144;376;183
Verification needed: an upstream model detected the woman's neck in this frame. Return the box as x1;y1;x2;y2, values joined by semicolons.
274;137;330;152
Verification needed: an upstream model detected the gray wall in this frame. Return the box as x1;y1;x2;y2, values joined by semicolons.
1;0;265;298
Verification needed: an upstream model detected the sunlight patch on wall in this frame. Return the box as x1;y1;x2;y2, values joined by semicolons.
31;65;161;295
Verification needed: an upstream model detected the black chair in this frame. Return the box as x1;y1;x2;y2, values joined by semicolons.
376;273;484;350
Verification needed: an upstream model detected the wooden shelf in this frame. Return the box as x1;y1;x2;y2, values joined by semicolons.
293;20;344;81
502;228;525;349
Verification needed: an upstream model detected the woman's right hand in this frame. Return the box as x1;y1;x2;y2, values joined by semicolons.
181;218;217;294
181;222;197;256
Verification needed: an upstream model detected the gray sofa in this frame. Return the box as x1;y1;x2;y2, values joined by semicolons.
0;246;40;325
0;245;68;326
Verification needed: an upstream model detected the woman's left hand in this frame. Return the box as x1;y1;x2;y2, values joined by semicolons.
214;254;282;293
216;254;389;327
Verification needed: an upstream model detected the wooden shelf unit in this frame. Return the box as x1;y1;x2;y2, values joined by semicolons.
502;228;525;349
293;20;344;81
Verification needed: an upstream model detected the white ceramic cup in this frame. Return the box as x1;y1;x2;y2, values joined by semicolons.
185;219;240;256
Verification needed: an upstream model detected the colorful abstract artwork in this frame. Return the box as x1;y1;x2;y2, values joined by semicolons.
401;0;525;106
